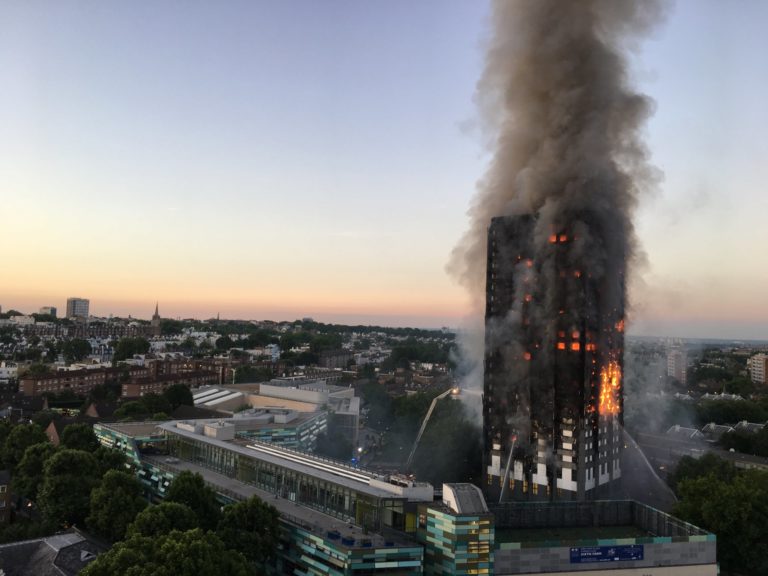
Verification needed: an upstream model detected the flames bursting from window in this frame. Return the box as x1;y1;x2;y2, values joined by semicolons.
598;358;622;415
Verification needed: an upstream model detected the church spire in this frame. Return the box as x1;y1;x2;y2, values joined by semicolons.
151;302;161;329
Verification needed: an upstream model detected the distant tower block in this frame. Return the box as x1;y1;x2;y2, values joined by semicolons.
483;216;624;503
66;297;90;319
39;306;57;318
666;342;687;385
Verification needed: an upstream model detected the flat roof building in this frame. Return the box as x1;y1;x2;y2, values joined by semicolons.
65;297;89;319
93;418;717;575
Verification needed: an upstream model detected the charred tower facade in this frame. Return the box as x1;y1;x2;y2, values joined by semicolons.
483;215;624;503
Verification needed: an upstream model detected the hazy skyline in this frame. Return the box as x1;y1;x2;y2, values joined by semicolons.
2;1;767;339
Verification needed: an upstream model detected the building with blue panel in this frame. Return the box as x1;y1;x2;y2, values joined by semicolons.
491;500;717;575
418;484;494;575
93;420;717;575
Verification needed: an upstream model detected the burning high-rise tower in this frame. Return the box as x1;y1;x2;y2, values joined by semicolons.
447;0;661;502
483;215;625;502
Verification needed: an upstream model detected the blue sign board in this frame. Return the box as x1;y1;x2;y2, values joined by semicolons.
570;545;644;564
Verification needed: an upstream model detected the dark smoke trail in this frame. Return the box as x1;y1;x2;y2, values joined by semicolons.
448;0;666;500
449;0;662;308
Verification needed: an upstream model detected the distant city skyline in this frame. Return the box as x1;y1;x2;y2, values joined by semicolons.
2;1;767;340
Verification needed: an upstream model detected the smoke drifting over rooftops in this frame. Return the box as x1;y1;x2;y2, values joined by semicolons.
449;0;663;308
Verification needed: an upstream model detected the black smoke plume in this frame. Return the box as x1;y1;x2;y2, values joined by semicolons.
450;0;664;394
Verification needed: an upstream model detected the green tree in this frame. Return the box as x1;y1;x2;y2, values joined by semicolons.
31;409;59;429
361;381;393;431
14;442;56;501
61;339;92;363
2;423;48;472
127;502;198;538
61;423;100;452
245;330;277;348
87;381;122;403
674;470;768;575
0;421;12;449
160;319;184;336
163;384;193;410
217;496;280;567
80;529;252;576
360;363;376;379
113;337;150;363
295;351;319;365
114;400;149;420
38;449;100;526
720;427;768;457
309;333;342;353
87;470;147;542
94;445;128;476
141;393;172;415
411;399;481;485
215;335;235;350
165;471;221;530
234;366;273;384
26;363;51;376
179;337;198;352
695;400;767;426
279;332;311;352
668;453;736;494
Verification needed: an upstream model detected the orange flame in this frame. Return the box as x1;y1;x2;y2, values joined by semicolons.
598;360;621;415
616;319;625;333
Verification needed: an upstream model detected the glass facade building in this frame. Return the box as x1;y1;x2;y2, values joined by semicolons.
235;411;327;450
94;419;431;535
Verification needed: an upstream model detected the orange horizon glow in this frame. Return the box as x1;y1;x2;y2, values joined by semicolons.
0;289;472;327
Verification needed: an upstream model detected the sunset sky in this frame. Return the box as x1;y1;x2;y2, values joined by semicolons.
2;1;767;339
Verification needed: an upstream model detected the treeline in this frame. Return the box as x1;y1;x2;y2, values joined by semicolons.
0;419;279;575
82;471;279;576
410;398;481;485
695;399;768;425
719;426;768;457
161;317;454;340
111;385;194;420
0;420;130;542
669;453;768;575
360;382;480;484
380;337;455;371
